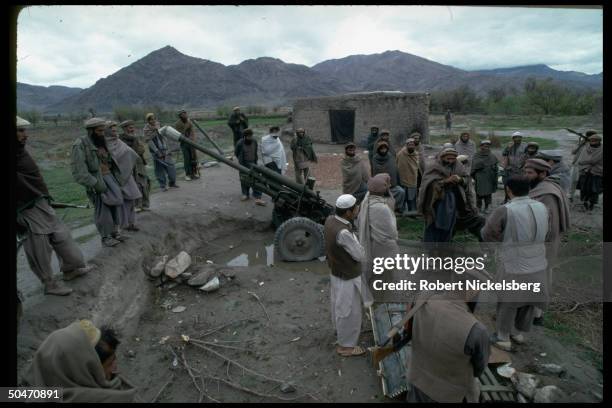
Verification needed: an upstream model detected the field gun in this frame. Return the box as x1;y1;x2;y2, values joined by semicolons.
161;126;334;262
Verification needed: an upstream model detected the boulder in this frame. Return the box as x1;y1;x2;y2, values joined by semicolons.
199;276;220;292
150;255;168;277
533;385;566;403
511;372;540;400
188;266;217;286
534;363;566;377
165;251;192;279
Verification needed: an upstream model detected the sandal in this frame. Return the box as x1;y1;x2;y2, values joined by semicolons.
337;345;366;357
490;333;513;352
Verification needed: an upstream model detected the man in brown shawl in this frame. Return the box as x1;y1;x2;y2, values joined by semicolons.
174;110;199;181
470;140;499;214
524;141;539;159
577;132;603;211
119;120;151;212
290;128;318;184
341;142;370;203
71;118;125;247
23;320;141;402
524;158;571;325
105;121;142;232
358;173;399;307
396;137;420;214
371;140;405;212
454;131;476;172
16;116;92;296
234;128;265;205
227;107;249;147
417;147;482;242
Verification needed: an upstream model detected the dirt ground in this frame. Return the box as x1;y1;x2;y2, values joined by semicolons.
17;134;603;402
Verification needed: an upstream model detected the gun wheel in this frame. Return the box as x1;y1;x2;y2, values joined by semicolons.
274;217;324;262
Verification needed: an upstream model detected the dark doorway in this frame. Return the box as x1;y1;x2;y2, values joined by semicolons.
329;110;355;143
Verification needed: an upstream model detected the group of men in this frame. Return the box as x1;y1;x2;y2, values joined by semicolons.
324;159;573;401
324;123;596;401
232;121;318;204
15;110;601;402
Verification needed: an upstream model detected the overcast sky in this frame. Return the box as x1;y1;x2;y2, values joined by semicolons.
16;5;603;89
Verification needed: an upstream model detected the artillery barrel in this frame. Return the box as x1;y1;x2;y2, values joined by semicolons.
161;126;250;174
161;126;322;199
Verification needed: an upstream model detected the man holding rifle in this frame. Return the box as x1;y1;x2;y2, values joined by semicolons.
16;116;93;296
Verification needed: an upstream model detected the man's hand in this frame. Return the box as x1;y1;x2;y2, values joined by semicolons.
93;179;107;194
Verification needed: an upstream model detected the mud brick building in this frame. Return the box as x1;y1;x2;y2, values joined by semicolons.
292;91;431;149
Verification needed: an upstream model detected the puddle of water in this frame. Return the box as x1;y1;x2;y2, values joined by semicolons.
212;239;328;274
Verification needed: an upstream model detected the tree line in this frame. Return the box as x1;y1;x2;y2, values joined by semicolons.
429;77;602;116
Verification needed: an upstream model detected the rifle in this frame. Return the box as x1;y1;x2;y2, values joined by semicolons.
368;295;433;367
565;128;587;141
191;119;226;156
50;202;90;209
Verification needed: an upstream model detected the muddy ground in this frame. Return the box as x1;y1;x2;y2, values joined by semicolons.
17;134;603;402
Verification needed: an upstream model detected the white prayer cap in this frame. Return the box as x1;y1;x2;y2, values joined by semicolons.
512;131;523;138
16;116;31;128
335;194;356;209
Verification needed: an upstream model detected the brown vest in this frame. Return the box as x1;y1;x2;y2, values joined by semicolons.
408;295;479;402
324;216;361;280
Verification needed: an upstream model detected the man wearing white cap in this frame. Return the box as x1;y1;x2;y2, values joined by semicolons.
16;116;93;295
501;132;527;201
324;194;367;357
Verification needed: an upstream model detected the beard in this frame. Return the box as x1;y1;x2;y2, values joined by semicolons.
529;178;541;188
346;152;355;157
407;148;415;153
378;150;388;156
590;143;601;148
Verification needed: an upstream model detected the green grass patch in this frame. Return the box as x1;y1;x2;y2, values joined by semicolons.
396;216;479;243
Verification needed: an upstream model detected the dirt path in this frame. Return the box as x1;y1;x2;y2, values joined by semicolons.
17;150;602;402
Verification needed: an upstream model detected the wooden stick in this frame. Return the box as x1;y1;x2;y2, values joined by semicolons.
190;338;254;353
180;348;221;403
199;317;257;338
248;291;270;322
151;374;174;403
200;372;302;402
188;342;319;401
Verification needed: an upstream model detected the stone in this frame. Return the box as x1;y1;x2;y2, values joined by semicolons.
533;385;566;403
280;383;296;393
199;276;220;292
534;363;565;377
127;350;136;358
188;267;216;286
517;393;528;403
165;251;192;278
172;306;186;313
511;372;540;400
150;255;168;277
591;390;603;401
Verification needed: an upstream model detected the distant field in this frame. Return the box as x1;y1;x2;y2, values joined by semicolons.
429;113;602;131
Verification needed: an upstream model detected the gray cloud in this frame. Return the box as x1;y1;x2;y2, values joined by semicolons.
16;5;602;88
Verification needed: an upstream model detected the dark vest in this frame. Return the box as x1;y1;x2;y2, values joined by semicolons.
408;295;479;402
324;216;361;280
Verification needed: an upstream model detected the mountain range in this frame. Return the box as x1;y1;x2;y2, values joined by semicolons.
17;46;602;114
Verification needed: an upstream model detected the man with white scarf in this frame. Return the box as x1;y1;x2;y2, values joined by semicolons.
104;121;142;232
260;125;287;175
324;194;367;357
358;173;400;307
